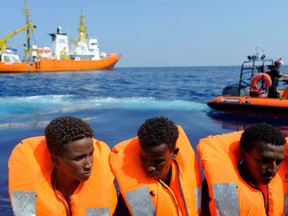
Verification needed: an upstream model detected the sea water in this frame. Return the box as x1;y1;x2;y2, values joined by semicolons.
1;66;288;215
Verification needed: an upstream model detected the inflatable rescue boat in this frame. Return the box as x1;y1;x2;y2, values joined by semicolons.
207;56;288;116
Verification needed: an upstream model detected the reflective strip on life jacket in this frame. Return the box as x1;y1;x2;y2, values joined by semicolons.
125;186;155;216
212;182;239;216
284;194;288;216
12;190;112;216
194;186;202;212
11;190;36;216
86;207;110;216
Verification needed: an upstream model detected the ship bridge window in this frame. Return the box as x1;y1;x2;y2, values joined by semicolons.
12;56;20;62
3;56;11;63
90;43;97;45
57;39;67;44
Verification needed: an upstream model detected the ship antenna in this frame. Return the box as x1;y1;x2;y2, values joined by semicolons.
23;0;31;59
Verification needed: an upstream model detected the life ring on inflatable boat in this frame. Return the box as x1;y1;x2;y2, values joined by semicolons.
250;73;272;95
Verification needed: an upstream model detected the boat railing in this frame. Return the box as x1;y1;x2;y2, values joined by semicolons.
237;58;273;96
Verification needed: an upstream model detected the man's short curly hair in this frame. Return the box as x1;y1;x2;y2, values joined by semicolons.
240;122;285;153
44;116;94;156
137;116;179;152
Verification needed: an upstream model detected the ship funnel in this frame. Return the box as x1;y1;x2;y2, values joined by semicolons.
57;26;62;34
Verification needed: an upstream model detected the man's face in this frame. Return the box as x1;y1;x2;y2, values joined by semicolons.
55;137;94;182
140;143;177;181
243;141;285;185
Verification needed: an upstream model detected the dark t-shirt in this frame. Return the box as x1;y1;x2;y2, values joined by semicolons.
268;66;281;98
200;179;211;216
268;66;281;79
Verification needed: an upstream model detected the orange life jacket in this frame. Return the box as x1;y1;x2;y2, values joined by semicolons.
8;136;118;216
277;137;288;216
110;125;202;216
197;131;284;216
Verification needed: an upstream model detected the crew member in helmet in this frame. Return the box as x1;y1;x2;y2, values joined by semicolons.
267;59;288;98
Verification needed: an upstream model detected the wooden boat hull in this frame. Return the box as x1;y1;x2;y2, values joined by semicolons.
0;53;121;73
208;95;288;116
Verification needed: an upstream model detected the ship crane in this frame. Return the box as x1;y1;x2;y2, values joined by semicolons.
0;22;36;53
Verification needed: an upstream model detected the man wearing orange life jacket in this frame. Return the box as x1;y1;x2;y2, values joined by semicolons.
197;122;286;216
8;116;117;216
277;137;288;215
110;116;202;216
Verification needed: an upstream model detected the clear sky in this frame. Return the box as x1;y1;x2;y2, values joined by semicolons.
2;0;288;67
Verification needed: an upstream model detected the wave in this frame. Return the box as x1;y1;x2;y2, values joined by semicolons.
0;95;208;130
0;95;207;114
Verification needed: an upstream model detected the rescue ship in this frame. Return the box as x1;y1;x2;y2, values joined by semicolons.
0;1;121;73
207;54;288;116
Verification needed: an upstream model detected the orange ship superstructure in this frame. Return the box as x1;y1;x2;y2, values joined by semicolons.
0;2;121;73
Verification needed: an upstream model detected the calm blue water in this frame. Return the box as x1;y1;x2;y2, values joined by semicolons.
2;66;288;215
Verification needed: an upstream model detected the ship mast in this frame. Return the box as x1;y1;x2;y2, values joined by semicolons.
78;13;87;42
23;0;31;59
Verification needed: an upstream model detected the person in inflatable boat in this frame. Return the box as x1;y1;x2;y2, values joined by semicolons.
198;122;286;216
267;58;288;98
8;116;117;216
111;116;202;216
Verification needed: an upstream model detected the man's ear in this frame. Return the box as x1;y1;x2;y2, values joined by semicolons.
51;155;59;166
172;148;179;159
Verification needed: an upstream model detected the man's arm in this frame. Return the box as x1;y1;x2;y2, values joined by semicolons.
279;72;288;79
